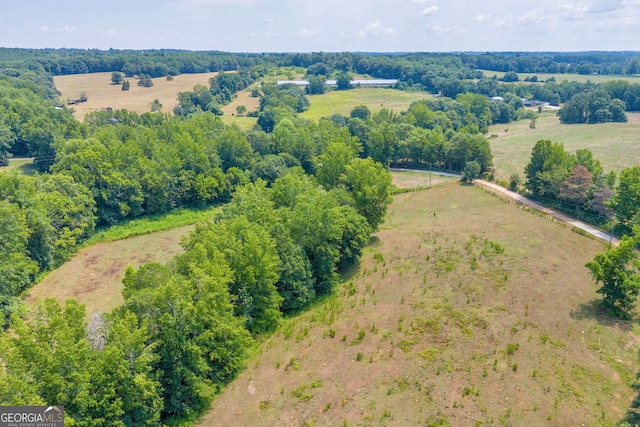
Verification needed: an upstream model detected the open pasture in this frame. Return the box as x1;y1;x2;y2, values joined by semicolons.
54;71;220;122
489;112;640;181
480;69;640;84
300;88;431;121
202;183;639;426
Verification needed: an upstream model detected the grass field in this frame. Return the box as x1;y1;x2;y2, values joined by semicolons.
0;157;37;175
489;112;640;181
300;88;431;121
27;224;193;317
54;71;221;122
202;183;639;426
479;69;640;84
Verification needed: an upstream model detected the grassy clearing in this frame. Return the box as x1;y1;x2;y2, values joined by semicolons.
391;170;458;191
479;69;640;84
27;206;219;317
54;71;221;122
300;88;431;121
202;183;638;426
83;206;219;246
0;157;37;175
27;225;192;317
489;112;640;181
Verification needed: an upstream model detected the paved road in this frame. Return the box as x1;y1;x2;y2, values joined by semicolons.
474;179;620;247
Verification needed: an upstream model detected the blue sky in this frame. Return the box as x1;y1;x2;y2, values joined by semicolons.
1;0;640;52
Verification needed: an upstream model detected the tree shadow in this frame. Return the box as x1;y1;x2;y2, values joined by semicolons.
569;299;635;333
367;236;381;247
339;260;361;282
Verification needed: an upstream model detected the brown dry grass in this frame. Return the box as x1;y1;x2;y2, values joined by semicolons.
54;72;221;122
202;184;639;426
26;225;193;317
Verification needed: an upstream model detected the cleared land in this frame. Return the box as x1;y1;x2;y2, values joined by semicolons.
391;170;458;189
27;224;194;316
479;69;640;84
54;71;220;122
0;157;36;175
300;88;431;121
489;112;640;181
203;183;639;426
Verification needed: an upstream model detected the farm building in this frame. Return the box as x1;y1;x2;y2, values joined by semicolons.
276;79;398;87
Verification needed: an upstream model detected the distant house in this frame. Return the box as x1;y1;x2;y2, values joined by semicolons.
491;96;504;102
276;79;398;87
522;99;550;108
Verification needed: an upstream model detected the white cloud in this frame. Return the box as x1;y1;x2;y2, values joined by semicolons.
57;26;76;33
425;23;453;33
171;0;264;7
474;14;491;22
264;17;275;24
420;5;439;15
299;28;319;37
410;0;429;3
38;25;49;33
517;10;546;25
357;20;396;38
101;30;122;38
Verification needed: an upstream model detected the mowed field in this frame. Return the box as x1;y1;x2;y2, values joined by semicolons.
27;224;194;317
489;111;640;181
202;183;639;426
300;88;431;122
54;71;221;122
479;69;640;84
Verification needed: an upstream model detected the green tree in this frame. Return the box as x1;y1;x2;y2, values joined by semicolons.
586;228;640;319
316;140;356;190
235;105;247;116
111;72;124;85
121;80;130;91
336;72;352;90
179;216;283;334
306;75;326;95
342;157;392;231
612;166;640;231
149;99;162;112
0;124;16;166
0;200;39;297
461;160;481;183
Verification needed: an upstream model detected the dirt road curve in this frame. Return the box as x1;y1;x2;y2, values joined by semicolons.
474;179;620;247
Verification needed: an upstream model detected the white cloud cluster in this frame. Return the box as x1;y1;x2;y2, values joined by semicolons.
420;5;439;15
357;20;396;38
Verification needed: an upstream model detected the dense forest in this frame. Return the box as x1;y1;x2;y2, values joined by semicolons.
1;48;640;425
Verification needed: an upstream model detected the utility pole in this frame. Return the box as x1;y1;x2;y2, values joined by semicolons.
608;214;616;249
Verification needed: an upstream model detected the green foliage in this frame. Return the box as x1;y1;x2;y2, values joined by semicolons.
461;160;481;183
342;158;393;231
558;89;627;124
586;228;640;319
612;166;640;232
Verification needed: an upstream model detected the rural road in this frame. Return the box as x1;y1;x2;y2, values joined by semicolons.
389;168;620;247
473;179;620;247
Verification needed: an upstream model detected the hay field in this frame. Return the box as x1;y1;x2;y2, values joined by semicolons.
489;112;640;181
54;72;220;122
202;183;639;426
300;88;431;121
479;69;640;84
